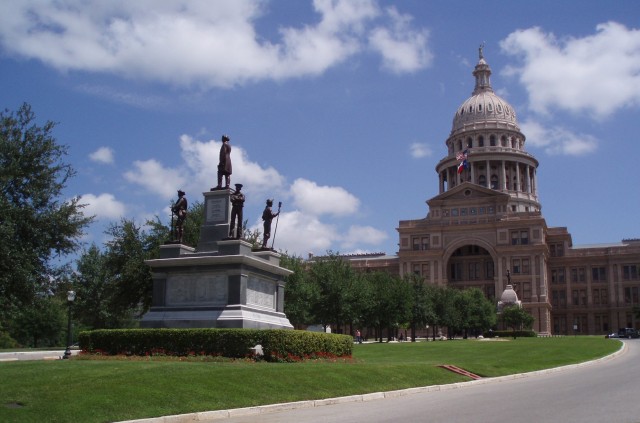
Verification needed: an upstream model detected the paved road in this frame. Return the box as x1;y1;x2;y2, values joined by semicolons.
213;340;639;423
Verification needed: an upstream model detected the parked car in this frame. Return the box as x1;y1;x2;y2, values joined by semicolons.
605;333;619;339
618;328;640;339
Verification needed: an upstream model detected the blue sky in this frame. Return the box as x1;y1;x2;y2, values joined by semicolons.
1;0;639;258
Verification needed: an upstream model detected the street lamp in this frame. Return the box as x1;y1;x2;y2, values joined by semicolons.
63;290;76;359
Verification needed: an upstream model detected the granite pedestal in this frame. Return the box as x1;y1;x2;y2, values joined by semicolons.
140;189;293;329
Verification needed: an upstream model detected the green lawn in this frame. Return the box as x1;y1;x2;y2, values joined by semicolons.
0;337;621;423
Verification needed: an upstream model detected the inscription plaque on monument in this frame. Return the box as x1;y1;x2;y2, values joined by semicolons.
206;197;227;223
247;276;276;309
166;274;228;306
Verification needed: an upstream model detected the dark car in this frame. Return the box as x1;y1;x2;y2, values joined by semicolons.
618;328;640;339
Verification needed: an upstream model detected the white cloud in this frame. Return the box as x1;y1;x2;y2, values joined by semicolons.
253;210;338;256
501;22;640;118
178;135;286;199
89;146;114;164
409;142;432;158
123;159;187;200
0;0;430;88
341;225;388;249
290;178;360;217
369;7;433;73
80;193;126;220
521;119;598;156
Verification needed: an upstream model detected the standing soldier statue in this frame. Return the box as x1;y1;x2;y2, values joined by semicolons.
171;190;188;243
213;134;232;190
228;183;245;239
261;199;281;249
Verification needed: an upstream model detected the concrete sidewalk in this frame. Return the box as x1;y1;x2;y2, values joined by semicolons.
0;349;80;361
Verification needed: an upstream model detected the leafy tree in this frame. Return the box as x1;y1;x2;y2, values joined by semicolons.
72;244;132;329
460;288;497;338
0;103;92;321
281;253;318;328
363;272;412;342
433;287;463;339
103;219;153;320
501;305;534;338
406;275;437;341
307;252;359;334
8;295;65;347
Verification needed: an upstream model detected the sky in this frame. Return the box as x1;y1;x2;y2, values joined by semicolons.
1;0;639;259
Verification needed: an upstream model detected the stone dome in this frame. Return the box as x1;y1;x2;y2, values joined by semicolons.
450;47;520;135
500;285;519;304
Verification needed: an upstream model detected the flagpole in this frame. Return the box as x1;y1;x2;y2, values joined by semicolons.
270;202;282;250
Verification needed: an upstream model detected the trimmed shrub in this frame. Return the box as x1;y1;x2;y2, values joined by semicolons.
78;328;352;362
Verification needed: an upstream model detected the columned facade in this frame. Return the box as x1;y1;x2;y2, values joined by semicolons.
344;48;640;336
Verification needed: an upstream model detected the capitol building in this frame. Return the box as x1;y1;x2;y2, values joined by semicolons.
347;50;640;336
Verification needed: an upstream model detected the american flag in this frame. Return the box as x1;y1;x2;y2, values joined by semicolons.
456;149;468;161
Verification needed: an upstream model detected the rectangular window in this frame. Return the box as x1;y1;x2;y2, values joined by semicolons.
522;258;530;275
592;267;606;282
450;262;463;280
512;258;521;274
521;231;529;245
623;265;639;281
511;232;519;245
550;243;564;257
551;268;565;284
413;264;420;275
572;290;579;306
485;261;494;279
422;263;430;280
413;237;420;251
451;208;459;217
422;237;430;250
593;289;600;305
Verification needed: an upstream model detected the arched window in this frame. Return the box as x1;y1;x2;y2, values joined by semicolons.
466;137;472;148
479;175;487;187
490;175;498;190
478;136;484;147
501;136;507;147
458;140;462;151
490;135;496;146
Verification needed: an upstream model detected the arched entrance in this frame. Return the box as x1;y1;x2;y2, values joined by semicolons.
446;244;496;300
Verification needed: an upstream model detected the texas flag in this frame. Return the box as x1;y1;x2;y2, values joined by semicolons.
456;149;469;174
457;159;469;174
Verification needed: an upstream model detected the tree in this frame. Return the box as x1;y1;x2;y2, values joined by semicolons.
501;306;534;338
8;295;65;347
460;288;497;338
307;252;359;334
281;253;318;328
0;103;92;322
103;219;153;320
72;244;133;329
406;275;437;342
363;272;412;342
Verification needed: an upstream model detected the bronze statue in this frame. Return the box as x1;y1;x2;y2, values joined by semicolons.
261;199;281;249
171;190;188;243
228;183;245;239
213;135;232;190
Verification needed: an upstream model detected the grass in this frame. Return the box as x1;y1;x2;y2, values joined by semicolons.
0;337;621;423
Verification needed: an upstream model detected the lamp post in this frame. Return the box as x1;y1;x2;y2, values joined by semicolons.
63;290;76;359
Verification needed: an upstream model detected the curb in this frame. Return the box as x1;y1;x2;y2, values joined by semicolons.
116;341;627;423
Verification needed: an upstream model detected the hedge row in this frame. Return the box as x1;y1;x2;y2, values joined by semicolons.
78;328;353;362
